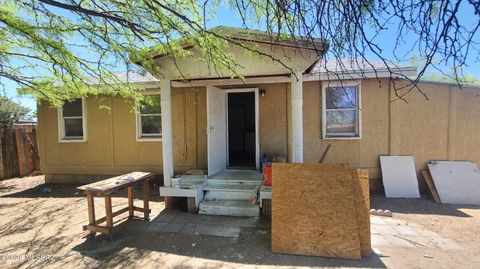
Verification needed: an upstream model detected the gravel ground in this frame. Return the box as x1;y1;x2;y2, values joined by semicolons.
0;175;479;269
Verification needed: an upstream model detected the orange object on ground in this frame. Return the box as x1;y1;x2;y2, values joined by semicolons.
263;163;272;186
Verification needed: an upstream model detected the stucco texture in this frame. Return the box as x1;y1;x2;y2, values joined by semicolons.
38;87;207;183
38;79;480;190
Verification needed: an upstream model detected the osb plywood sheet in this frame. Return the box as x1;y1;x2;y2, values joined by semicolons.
352;169;372;256
271;163;361;260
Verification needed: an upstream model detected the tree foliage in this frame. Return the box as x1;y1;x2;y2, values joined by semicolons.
0;0;478;104
0;96;31;128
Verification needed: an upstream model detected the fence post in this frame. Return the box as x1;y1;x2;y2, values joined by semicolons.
15;128;28;177
0;128;4;179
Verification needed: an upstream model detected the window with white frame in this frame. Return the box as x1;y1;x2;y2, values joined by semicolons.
58;98;86;141
322;82;361;138
137;94;162;140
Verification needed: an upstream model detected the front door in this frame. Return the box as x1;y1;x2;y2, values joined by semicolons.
226;89;259;170
227;92;257;169
207;86;227;176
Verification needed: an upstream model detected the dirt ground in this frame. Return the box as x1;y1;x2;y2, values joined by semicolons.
0;175;479;269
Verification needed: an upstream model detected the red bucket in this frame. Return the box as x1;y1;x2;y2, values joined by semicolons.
263;163;272;186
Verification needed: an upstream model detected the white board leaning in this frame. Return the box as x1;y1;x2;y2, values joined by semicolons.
380;156;420;198
427;161;480;205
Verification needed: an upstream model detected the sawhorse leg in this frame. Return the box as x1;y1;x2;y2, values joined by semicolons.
87;193;96;236
104;195;113;236
143;179;150;221
128;186;134;218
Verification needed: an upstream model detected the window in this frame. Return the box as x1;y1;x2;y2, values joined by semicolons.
58;98;86;142
322;82;361;138
137;94;162;141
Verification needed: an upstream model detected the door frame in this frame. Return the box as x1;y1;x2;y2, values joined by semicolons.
225;88;260;170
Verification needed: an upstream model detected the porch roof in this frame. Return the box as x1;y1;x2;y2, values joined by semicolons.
132;26;327;80
111;58;417;88
135;26;329;61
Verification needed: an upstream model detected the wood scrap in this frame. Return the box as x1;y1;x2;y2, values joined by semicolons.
394;235;427;248
421;170;441;203
318;144;332;163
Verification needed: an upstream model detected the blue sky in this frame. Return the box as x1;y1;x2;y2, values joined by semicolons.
3;3;479;113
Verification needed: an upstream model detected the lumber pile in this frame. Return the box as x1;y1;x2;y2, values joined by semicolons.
271;163;371;260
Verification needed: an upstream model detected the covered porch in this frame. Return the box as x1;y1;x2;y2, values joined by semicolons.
158;73;305;216
144;27;325;216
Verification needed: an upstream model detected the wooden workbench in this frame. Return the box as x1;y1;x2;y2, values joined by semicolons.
77;171;154;237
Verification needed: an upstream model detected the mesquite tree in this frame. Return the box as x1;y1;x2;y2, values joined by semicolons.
0;96;31;128
0;0;478;104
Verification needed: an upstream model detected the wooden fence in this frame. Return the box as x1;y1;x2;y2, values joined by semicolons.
0;125;39;179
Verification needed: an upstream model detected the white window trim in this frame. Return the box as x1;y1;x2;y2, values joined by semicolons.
322;80;362;140
136;91;162;142
57;97;87;143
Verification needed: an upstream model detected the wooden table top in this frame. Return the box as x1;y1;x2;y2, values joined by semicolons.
77;171;154;195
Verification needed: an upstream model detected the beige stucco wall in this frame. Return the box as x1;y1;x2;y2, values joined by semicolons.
38;79;480;191
38;87;207;183
302;79;390;179
256;79;480;191
391;81;480;191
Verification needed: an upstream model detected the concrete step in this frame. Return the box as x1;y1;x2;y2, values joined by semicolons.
204;190;253;201
181;175;206;181
206;178;262;185
203;183;259;192
183;169;206;175
198;200;260;217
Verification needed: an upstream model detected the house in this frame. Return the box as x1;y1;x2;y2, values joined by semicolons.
37;26;480;215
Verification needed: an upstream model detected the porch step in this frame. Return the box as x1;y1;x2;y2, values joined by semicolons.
204;190;253;201
203;183;259;192
206;178;262;185
198;200;260;217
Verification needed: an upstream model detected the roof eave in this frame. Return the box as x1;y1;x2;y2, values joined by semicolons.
306;67;417;80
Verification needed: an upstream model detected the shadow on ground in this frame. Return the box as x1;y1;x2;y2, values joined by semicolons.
2;177;478;268
371;195;479;217
0;182;163;200
70;208;387;268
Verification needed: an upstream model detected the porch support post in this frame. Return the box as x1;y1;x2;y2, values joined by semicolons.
291;71;304;163
160;79;174;187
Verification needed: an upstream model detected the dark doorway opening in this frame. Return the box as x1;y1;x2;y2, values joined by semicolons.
227;92;256;169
